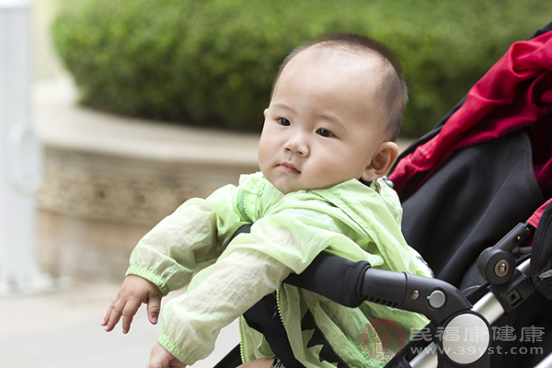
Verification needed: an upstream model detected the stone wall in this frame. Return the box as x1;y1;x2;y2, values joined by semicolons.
37;145;259;282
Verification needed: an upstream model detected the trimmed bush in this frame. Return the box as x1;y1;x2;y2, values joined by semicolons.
52;0;551;137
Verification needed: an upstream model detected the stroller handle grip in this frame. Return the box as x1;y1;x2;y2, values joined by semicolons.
284;251;372;308
285;251;473;326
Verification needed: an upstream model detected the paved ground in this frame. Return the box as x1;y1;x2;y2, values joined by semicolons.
0;280;240;368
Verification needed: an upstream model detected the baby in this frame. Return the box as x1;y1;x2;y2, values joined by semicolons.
102;33;432;368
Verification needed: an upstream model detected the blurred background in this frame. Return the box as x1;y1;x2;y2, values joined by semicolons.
0;0;550;367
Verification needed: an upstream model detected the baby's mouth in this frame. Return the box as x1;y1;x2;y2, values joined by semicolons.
278;162;301;174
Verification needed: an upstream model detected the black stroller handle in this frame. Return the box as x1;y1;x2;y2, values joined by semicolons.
285;252;494;368
284;251;473;327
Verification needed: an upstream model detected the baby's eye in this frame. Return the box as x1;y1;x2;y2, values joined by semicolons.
316;128;335;137
277;118;291;126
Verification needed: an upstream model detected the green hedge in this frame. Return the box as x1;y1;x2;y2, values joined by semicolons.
52;0;551;137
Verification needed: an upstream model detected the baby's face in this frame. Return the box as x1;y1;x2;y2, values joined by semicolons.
258;46;387;194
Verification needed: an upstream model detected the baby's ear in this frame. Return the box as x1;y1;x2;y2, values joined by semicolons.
361;142;399;182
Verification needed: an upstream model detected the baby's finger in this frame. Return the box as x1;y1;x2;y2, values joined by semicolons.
101;296;119;326
101;307;111;327
147;296;161;325
121;298;142;334
104;298;126;332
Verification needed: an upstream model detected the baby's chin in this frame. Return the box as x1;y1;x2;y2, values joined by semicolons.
273;181;346;195
270;181;305;195
262;169;358;194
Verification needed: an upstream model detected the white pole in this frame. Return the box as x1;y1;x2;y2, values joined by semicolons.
0;0;53;294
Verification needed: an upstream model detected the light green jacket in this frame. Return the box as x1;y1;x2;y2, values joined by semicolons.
127;172;432;367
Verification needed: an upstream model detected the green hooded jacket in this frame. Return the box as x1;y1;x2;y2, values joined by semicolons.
126;172;432;366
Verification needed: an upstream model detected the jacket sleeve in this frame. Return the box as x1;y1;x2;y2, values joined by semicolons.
157;206;363;365
126;183;248;296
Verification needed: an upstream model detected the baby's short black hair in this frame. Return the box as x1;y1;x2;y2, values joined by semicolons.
272;33;408;141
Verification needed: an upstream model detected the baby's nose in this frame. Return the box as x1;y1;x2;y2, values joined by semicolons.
284;133;309;156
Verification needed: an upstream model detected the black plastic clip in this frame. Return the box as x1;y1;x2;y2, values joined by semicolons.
477;223;531;285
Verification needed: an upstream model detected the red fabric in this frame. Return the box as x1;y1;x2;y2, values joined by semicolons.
528;199;552;228
390;31;552;198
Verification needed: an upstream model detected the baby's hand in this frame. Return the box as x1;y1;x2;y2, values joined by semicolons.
147;342;186;368
101;274;162;334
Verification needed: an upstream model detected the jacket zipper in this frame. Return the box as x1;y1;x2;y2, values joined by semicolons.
238;316;247;364
239;286;286;365
275;285;284;324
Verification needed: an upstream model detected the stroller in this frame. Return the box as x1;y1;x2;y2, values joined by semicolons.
217;23;551;368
